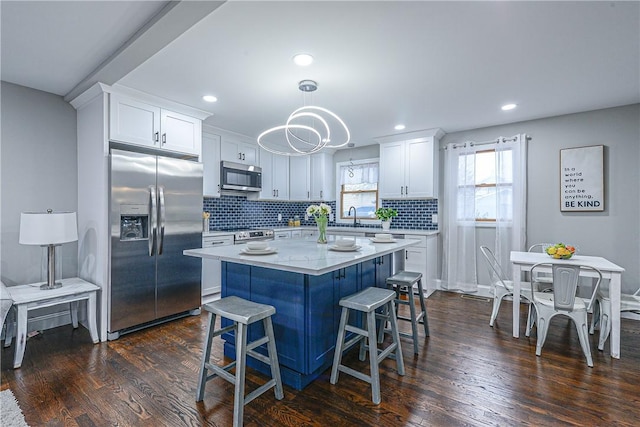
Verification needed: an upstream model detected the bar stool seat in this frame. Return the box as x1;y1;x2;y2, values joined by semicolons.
196;296;284;427
330;287;405;405
385;270;430;354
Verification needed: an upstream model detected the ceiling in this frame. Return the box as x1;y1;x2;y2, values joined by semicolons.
2;1;639;148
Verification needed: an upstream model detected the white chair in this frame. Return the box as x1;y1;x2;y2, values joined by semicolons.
590;286;640;351
479;246;534;329
528;244;554;291
529;263;602;367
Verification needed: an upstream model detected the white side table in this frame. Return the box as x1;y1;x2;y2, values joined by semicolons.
7;277;100;368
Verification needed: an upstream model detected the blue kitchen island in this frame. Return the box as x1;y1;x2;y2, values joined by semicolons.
184;236;419;390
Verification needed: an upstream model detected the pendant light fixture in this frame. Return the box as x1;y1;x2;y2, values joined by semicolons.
257;79;350;156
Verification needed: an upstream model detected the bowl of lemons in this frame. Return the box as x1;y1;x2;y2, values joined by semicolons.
545;243;576;259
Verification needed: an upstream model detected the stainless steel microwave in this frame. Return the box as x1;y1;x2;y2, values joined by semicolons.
220;161;262;192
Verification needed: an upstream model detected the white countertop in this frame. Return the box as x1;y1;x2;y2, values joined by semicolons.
203;226;439;238
185;236;420;276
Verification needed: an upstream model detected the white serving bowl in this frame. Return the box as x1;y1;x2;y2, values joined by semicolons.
246;241;268;251
335;238;356;247
375;233;392;240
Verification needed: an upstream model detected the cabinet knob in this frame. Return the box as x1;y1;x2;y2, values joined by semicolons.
154;131;159;143
405;185;408;195
401;186;404;195
320;190;323;198
162;133;166;144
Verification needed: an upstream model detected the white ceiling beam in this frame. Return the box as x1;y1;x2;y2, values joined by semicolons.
64;1;225;103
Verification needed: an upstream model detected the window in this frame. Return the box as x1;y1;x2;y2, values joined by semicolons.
458;149;513;221
337;161;379;220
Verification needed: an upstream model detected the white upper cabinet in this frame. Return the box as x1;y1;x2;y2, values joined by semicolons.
289;156;311;201
202;132;221;197
258;149;289;200
220;138;258;165
378;129;443;199
310;152;334;201
109;94;201;156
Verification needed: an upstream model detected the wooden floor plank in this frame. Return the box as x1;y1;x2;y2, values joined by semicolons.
2;291;640;426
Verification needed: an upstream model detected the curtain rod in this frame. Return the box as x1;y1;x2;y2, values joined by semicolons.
447;134;530;150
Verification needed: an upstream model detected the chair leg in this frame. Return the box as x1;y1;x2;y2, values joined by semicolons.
490;293;505;327
535;313;549;357
367;311;381;404
196;312;217;402
263;317;284;400
406;286;419;355
387;300;405;376
416;279;429;336
233;322;248;427
589;299;600;335
525;303;536;337
598;309;611;351
330;307;349;385
575;316;594;367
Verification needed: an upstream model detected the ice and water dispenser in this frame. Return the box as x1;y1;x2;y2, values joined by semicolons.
119;204;148;241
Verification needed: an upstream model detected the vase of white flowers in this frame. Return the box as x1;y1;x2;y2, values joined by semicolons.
306;203;331;244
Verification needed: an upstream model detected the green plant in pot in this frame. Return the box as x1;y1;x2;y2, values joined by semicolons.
375;207;398;231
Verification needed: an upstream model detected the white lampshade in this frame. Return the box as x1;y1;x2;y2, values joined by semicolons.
19;211;78;245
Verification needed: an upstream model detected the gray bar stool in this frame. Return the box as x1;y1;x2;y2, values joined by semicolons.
196;296;284;427
385;270;430;354
330;287;405;405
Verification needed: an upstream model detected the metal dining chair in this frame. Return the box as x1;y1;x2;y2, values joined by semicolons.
479;246;535;329
590;285;640;351
528;263;602;367
527;244;554;291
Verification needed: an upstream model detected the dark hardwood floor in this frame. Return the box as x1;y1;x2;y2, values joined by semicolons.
2;291;639;426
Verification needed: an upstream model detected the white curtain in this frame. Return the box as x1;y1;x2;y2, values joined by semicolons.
442;141;478;291
340;162;378;185
495;134;528;277
442;134;528;292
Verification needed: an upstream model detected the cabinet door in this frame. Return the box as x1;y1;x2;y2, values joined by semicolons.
289;156;310;201
258;149;275;199
241;142;258;165
109;95;160;147
404;245;427;290
160;110;201;155
310;152;334;200
406;138;434;198
379;141;406;198
202;133;221;197
272;154;289;199
220;139;241;162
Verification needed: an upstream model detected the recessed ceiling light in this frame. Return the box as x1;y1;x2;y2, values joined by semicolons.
293;53;314;66
501;103;517;111
203;95;217;103
394;124;406;131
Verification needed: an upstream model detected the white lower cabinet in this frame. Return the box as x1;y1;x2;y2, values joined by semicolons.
201;234;234;302
404;234;437;296
274;230;292;240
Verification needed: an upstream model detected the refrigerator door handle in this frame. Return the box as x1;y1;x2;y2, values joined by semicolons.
149;185;157;256
158;186;166;255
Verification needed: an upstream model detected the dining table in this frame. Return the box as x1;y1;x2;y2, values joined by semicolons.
510;251;625;359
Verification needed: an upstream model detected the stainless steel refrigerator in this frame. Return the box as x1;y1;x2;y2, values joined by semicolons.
109;149;203;339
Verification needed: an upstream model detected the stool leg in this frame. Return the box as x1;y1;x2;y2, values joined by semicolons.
405;285;419;355
263;317;284;400
387;300;405;376
330;307;349;384
196;312;217;402
416;279;429;336
233;322;248;427
70;301;79;328
366;310;382;404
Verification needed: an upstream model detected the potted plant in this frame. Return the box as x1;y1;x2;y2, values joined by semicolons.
375;207;398;231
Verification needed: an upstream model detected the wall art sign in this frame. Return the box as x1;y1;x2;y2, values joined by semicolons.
560;145;604;212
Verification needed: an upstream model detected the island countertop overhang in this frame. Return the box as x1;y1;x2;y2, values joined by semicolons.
184;237;420;276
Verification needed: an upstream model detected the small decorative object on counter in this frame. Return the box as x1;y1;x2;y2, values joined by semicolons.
306;203;331;244
375;207;398;231
545;243;576;259
202;212;210;232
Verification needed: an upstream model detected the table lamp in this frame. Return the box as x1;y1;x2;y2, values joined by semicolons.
19;209;78;290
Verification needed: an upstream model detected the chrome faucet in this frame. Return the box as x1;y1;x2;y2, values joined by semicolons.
348;206;357;227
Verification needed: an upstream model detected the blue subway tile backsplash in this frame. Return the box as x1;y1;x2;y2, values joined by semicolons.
203;196;438;231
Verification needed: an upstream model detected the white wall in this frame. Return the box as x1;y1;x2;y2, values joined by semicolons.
440;104;640;293
0;82;78;286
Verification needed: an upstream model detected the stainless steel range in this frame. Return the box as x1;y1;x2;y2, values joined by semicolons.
213;228;274;244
